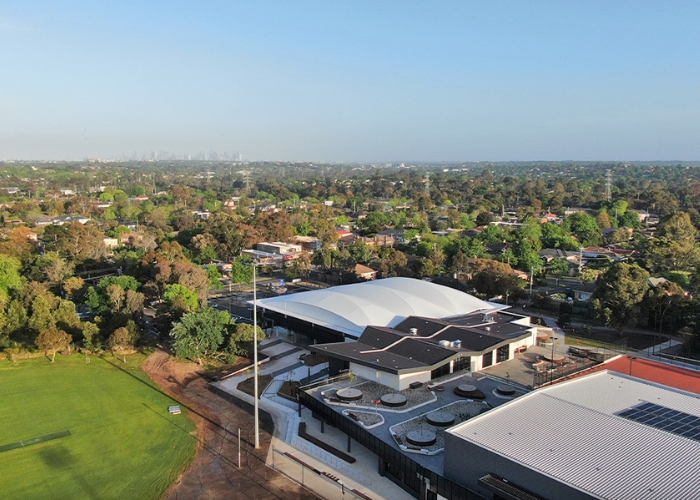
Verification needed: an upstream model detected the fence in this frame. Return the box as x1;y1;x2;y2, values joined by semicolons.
565;334;639;355
655;352;700;369
298;390;482;500
270;447;374;500
532;358;597;388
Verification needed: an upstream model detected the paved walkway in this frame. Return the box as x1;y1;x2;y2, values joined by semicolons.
213;339;413;500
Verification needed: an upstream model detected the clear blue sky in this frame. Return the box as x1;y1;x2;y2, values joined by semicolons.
2;1;700;162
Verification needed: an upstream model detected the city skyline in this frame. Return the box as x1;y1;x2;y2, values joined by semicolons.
2;1;700;162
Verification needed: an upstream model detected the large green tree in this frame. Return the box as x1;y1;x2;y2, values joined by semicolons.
170;308;231;365
36;327;72;363
590;263;650;333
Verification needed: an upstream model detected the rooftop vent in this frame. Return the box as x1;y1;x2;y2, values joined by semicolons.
484;326;491;332
453;339;462;348
439;340;451;347
409;328;418;335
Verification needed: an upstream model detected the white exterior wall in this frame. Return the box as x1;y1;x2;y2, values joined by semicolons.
471;355;482;372
397;371;432;391
349;363;432;391
350;363;401;391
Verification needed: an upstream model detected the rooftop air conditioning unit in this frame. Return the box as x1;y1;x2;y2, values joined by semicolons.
439;340;451;347
453;339;462;348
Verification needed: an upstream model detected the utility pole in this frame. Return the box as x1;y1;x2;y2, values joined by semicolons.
252;263;260;449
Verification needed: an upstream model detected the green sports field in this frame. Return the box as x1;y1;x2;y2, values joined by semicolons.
0;352;196;500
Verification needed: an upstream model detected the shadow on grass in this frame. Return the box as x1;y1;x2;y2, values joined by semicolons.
39;444;100;499
97;354;270;465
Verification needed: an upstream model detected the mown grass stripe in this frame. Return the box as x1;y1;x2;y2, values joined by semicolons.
0;430;71;453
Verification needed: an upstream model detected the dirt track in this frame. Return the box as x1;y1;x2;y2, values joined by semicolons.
142;350;319;500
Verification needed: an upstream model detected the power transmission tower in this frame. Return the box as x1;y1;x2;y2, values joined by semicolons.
605;170;612;202
425;172;430;195
244;171;251;195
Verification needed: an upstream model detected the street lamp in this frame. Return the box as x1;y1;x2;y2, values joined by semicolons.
550;337;559;385
252;262;260;449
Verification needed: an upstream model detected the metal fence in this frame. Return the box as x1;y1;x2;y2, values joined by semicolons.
298;390;483;500
270;446;374;500
532;359;597;388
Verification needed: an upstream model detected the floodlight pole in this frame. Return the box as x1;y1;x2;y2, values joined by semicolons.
253;263;260;449
550;337;558;385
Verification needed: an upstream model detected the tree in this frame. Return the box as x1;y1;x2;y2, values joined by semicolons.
349;242;373;264
658;211;696;244
227;322;265;357
230;256;254;287
475;211;493;225
86;276;141;314
43;222;107;262
31;252;74;286
618;211;641;229
81;321;100;352
62;276;85;301
547;258;570;276
163;283;199;313
171;260;210;306
590;263;650;334
517;218;542;246
36;327;72;363
108;327;135;362
510;240;542;272
206;264;222;288
565;212;601;246
3;299;27;339
0;254;22;296
643;280;685;334
170;308;231;365
0;226;39;263
285;253;311;279
28;296;55;338
469;268;525;302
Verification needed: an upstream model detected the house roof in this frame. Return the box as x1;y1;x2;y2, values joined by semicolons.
448;371;700;500
256;277;495;337
354;264;376;275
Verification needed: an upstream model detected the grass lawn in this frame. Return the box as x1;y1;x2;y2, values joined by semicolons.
0;352;196;500
565;335;625;351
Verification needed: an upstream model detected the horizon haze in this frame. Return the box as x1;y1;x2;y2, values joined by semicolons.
2;1;700;162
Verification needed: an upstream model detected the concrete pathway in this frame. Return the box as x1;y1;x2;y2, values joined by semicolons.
213;339;413;500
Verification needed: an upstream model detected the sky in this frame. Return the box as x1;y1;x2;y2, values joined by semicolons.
2;1;700;162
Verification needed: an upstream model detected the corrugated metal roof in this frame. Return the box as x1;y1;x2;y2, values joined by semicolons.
448;371;700;500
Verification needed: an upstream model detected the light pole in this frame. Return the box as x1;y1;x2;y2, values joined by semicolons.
252;262;260;449
550;337;558;385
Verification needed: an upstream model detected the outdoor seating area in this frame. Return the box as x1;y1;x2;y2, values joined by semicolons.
389;401;487;455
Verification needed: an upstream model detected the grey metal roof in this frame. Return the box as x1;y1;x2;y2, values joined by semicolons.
447;371;700;500
313;313;533;374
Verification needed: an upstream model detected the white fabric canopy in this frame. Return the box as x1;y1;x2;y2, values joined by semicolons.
257;277;493;337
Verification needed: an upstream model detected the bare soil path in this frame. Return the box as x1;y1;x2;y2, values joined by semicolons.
142;350;319;500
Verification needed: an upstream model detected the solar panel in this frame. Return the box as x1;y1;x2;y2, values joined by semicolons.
616;402;700;443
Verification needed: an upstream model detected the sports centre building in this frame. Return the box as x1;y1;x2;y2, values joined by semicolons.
257;278;537;385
